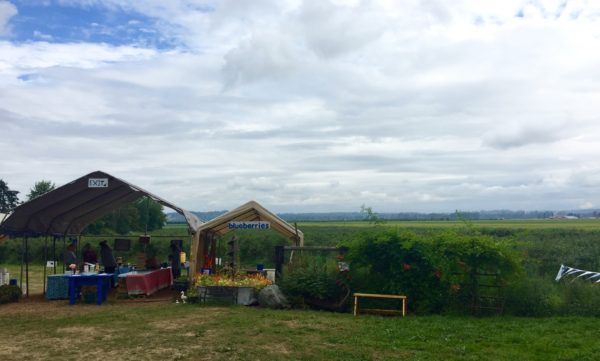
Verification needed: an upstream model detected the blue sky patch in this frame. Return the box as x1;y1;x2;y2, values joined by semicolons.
9;2;179;49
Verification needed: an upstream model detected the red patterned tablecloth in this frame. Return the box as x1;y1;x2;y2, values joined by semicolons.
123;268;173;296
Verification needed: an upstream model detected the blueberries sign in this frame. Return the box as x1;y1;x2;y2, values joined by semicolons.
228;221;271;230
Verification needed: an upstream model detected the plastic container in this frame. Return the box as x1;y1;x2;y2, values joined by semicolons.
256;264;264;271
9;279;17;286
264;269;276;282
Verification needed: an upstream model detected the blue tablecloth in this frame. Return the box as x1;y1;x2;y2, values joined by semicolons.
65;273;114;305
46;274;69;300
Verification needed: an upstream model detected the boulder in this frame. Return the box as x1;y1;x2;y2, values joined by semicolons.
258;285;290;309
237;287;258;306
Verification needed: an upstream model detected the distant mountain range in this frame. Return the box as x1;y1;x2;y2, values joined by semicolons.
166;209;600;223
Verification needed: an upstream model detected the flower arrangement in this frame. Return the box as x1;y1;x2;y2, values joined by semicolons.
195;273;272;290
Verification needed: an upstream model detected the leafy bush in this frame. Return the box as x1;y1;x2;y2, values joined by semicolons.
280;267;342;307
344;228;521;314
0;285;21;304
558;281;600;316
504;277;563;316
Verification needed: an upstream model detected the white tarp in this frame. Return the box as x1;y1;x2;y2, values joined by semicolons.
556;264;600;283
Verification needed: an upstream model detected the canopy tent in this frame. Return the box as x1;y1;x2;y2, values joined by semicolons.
189;200;303;278
0;170;202;296
0;170;201;236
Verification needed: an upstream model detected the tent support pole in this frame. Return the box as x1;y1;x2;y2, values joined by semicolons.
19;237;24;291
25;236;29;297
53;237;56;274
43;235;49;295
62;237;66;272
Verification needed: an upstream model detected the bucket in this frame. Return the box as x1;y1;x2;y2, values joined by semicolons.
9;279;17;286
264;269;276;282
256;264;264;271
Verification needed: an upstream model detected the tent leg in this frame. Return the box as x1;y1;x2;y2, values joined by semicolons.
20;237;24;291
25;236;29;297
210;236;217;273
62;237;66;272
43;236;49;295
53;237;56;274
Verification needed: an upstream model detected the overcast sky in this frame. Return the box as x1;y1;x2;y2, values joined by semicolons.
1;0;599;213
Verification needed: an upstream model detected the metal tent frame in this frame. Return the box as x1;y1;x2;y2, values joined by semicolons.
0;170;202;296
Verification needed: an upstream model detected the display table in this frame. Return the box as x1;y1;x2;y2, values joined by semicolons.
46;274;69;300
119;268;172;296
65;273;114;305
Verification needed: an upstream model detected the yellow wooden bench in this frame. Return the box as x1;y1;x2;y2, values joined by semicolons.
353;293;407;317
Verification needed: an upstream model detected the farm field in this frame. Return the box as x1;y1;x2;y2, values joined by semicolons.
1;301;598;361
297;218;600;230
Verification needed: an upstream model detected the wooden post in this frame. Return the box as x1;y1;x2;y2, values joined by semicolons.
210;235;217;273
353;295;358;316
274;245;284;278
188;231;200;281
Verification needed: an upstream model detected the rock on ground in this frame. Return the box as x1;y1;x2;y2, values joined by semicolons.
258;285;290;309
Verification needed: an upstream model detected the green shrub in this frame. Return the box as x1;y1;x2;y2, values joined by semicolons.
344;228;521;314
504;277;563;316
504;277;600;317
0;285;22;304
558;281;600;316
280;267;342;307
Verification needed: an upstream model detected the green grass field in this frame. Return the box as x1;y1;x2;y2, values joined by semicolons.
297;218;600;230
163;219;600;230
0;301;598;361
3;219;600;359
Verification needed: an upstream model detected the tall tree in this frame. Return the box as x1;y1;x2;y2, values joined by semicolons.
26;180;56;201
0;179;20;213
135;197;167;232
84;197;166;235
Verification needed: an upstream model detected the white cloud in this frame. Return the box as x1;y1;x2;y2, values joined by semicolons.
1;1;600;212
0;1;17;36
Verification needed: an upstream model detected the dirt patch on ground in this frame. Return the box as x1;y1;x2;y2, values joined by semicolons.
57;326;102;337
149;307;227;331
0;291;179;317
260;343;291;355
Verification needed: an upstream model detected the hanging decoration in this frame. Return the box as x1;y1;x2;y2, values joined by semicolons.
555;264;600;282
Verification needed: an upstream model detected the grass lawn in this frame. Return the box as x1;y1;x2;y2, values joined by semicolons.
1;300;598;361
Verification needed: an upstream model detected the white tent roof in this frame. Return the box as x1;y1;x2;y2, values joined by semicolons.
195;200;304;244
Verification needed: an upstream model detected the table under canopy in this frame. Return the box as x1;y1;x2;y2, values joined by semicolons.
118;268;173;296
